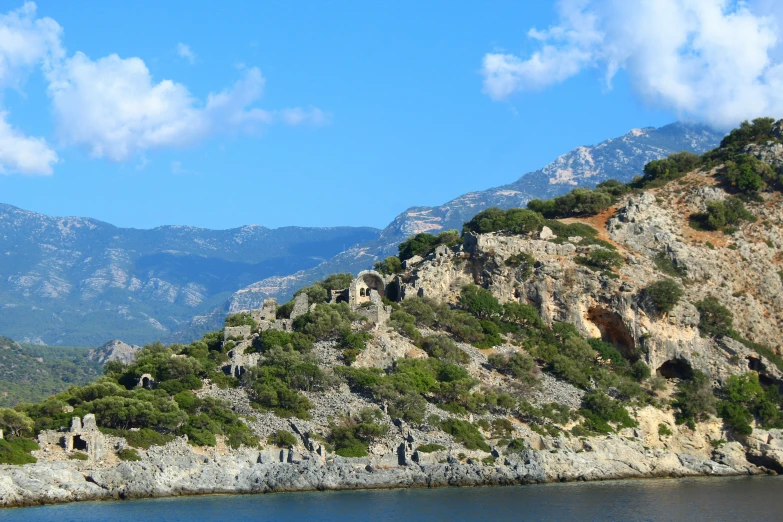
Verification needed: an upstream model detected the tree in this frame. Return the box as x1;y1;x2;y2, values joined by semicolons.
458;285;502;319
0;408;34;437
674;371;716;427
642;279;683;314
696;297;733;337
373;256;402;275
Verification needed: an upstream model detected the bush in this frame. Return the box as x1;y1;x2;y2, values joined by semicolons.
674;371;716;427
421;335;468;364
633;151;702;189
224;312;258;330
488;352;538;386
458;285;503;319
654;253;686;277
100;427;175;449
118;448;141;461
294;303;363;340
374;256;403;275
630;360;652;382
693;197;755;231
658;423;673;437
463;208;543;235
506;438;526;453
328;408;389;458
717;373;782;434
577;248;623;270
696;297;733;337
388;393;428;424
439;418;490;451
580;391;637;433
416;443;446;453
504;252;536;278
722;155;774;193
642;279;683;314
269;429;297;447
68;451;89;461
0;437;38;465
528;188;614;218
398;230;461;261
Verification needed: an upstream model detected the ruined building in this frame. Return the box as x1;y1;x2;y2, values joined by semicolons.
37;414;106;461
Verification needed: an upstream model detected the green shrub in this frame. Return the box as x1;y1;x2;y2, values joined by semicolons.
421;335;468;364
674;371;716;427
439;418;490;451
658;423;673;437
692;197;755;231
506;438;526;453
458;285;503;319
100;427;175;449
576;248;623;270
398;230;461;261
642;279;683;314
528;187;614;218
463;208;543;235
224;312;258;330
630;360;652;382
374;256;403;275
68;451;89;461
0;437;38;465
269;429;298;447
294;303;363;340
416;443;446;453
389;309;422;341
654;253;686;277
117;448;141;461
488;352;538;386
328;408;389;458
388;393;428;424
580;391;637;433
504;253;536;279
696;297;733;338
632;151;702;189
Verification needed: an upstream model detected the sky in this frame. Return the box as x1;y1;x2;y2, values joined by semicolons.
1;0;782;231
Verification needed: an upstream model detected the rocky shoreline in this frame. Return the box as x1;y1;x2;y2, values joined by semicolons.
0;434;756;509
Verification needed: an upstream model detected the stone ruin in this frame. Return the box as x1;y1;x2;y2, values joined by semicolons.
37;414;106;461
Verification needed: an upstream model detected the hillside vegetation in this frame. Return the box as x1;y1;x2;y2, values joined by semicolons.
3;119;783;476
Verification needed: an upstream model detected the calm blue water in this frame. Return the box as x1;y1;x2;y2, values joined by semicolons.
4;476;783;521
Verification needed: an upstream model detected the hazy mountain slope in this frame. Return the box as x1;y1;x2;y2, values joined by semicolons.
0;205;379;346
0;337;101;407
207;122;722;329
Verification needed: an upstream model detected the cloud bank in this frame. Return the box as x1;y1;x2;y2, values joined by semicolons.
0;2;328;174
481;0;783;129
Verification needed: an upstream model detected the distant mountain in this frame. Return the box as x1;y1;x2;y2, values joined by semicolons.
207;122;722;330
0;206;379;345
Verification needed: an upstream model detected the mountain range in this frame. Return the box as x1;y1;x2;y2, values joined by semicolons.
0;121;723;346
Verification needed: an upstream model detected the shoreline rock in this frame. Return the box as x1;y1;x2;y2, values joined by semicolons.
0;437;754;509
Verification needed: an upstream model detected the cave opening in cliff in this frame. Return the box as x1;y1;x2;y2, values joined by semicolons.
657;358;694;380
587;307;637;361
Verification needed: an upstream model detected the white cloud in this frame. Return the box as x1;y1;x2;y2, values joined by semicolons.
0;111;58;175
0;2;329;173
46;56;327;161
482;0;783;129
0;2;59;174
0;1;62;89
176;42;195;64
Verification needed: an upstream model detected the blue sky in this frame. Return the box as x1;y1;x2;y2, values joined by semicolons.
0;1;780;230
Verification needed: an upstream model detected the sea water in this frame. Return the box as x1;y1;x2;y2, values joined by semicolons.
4;476;783;521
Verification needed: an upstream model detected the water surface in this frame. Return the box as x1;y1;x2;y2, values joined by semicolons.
5;476;783;521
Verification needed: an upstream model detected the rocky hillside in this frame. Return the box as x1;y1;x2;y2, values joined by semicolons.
0;337;101;407
0;204;379;346
3;121;783;506
209;122;721;339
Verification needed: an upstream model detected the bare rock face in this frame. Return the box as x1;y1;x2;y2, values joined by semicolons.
87;340;140;366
